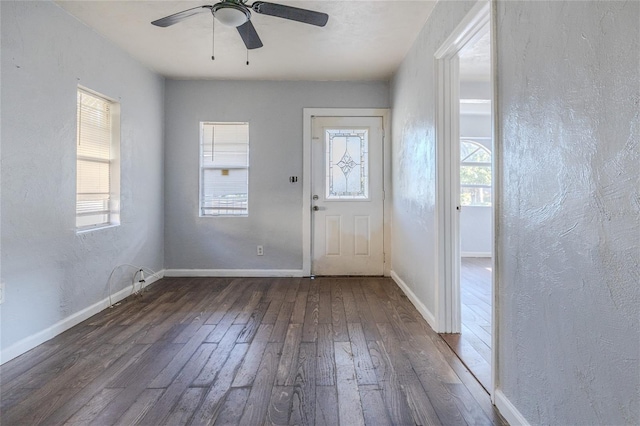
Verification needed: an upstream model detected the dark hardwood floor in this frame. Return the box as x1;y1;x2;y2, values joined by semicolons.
1;276;505;425
441;258;492;392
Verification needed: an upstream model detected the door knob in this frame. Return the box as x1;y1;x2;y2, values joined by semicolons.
313;206;319;211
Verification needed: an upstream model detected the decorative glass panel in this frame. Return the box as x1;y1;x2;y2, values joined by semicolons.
325;128;369;199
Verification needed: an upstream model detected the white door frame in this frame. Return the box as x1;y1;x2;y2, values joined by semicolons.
302;108;391;277
434;0;497;398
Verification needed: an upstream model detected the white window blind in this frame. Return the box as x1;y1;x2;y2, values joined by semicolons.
76;89;116;229
200;122;249;216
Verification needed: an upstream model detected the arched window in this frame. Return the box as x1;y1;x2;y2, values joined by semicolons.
460;139;491;206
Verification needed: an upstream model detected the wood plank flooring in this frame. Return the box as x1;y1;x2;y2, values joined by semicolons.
441;258;493;392
1;276;506;425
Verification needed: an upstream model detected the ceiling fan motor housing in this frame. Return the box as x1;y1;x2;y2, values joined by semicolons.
211;2;251;27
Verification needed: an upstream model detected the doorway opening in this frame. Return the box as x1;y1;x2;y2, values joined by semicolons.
434;1;495;395
445;28;494;391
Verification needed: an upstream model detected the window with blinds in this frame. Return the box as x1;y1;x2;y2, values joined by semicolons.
76;88;119;230
200;122;249;216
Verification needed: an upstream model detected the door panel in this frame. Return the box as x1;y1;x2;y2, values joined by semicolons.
325;215;342;255
354;216;370;256
311;116;384;276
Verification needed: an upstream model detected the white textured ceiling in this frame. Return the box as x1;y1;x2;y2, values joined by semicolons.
459;28;491;114
56;0;438;81
460;29;491;82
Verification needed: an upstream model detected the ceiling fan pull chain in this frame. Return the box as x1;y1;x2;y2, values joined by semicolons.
211;16;215;60
246;49;249;66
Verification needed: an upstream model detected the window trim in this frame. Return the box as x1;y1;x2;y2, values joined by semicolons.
199;121;250;217
76;86;121;233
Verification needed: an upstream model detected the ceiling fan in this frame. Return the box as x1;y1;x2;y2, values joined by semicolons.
151;0;329;51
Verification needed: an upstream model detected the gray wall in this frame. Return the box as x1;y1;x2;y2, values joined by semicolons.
1;1;164;354
460;206;491;255
390;0;476;317
391;0;639;423
164;80;389;270
496;1;639;423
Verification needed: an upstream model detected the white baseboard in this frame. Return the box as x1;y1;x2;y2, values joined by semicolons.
461;251;492;258
390;270;438;331
494;389;530;426
164;269;304;278
0;270;165;365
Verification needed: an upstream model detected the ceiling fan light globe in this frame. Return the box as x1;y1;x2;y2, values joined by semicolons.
215;7;250;27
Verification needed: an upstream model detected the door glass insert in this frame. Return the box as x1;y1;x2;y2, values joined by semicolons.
325;128;369;199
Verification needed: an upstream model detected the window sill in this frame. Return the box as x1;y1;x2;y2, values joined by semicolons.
199;215;249;218
76;223;120;234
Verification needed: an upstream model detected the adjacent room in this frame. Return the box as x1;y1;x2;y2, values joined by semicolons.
1;1;638;425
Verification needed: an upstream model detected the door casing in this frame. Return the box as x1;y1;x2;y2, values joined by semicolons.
302;108;391;277
434;0;498;400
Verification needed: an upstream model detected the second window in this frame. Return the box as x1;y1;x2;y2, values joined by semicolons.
200;122;249;216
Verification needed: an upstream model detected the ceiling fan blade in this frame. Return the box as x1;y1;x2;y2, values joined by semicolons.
237;20;264;49
251;2;328;27
151;6;212;27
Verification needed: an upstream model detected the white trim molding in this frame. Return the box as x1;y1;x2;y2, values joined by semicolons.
434;0;491;336
495;390;530;426
390;270;437;331
0;270;165;365
461;251;492;258
163;269;304;278
490;0;501;403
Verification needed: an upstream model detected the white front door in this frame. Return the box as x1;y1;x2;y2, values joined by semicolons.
311;116;384;276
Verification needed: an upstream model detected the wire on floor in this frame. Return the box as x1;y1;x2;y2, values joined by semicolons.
106;264;160;308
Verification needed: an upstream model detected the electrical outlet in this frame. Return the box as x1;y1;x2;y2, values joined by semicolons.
0;282;4;304
257;245;264;256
